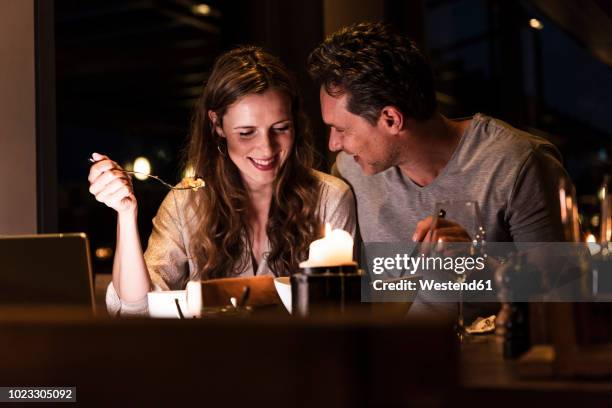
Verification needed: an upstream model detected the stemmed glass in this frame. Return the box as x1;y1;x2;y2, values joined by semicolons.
432;200;486;340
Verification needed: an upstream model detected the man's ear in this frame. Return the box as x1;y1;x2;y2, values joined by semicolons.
208;110;225;138
379;106;404;134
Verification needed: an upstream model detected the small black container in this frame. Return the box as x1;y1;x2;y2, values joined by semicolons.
290;263;363;317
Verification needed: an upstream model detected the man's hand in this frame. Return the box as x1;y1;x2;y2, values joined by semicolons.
412;215;472;243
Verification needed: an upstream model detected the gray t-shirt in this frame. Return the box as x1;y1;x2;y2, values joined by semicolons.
334;113;568;244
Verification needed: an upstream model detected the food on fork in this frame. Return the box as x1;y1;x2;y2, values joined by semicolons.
185;177;206;191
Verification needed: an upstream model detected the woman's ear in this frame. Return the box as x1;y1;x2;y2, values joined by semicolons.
208;110;225;138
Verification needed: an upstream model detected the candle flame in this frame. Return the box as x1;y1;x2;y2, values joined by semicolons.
586;234;596;243
324;222;332;237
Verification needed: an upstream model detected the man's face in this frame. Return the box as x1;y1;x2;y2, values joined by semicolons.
320;87;397;176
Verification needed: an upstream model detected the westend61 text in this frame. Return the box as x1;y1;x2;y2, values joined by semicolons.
372;279;493;292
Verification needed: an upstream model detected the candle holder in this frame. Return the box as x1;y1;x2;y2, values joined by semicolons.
290;263;364;317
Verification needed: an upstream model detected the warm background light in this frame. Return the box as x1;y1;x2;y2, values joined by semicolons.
529;18;543;30
183;165;195;179
133;157;151;180
95;247;113;260
192;4;211;16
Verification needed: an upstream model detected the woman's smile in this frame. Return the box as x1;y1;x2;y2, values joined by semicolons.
248;153;279;171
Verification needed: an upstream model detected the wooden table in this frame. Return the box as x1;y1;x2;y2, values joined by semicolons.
16;274;612;406
0;306;456;407
458;334;612;406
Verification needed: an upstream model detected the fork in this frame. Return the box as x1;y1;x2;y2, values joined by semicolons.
88;157;204;191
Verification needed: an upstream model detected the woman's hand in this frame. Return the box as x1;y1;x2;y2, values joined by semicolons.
88;152;137;214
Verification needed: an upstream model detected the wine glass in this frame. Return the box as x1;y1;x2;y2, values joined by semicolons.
432;200;486;339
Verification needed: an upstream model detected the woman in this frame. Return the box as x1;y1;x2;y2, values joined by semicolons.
88;46;356;316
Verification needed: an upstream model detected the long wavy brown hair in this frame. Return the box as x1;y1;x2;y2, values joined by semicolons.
185;46;322;279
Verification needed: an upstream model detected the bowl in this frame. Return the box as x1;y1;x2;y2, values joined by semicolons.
273;276;291;314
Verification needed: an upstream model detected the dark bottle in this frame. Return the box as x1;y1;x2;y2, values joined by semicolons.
500;254;531;359
503;302;530;358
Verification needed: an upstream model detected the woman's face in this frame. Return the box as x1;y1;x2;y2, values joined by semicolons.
215;89;295;190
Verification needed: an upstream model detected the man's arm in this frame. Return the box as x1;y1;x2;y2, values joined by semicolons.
507;144;569;242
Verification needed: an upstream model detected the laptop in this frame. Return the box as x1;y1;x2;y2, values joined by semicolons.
0;233;95;311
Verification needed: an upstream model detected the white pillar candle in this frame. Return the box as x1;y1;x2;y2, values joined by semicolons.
299;223;354;267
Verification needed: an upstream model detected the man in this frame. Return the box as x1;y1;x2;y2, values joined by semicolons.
307;22;569;245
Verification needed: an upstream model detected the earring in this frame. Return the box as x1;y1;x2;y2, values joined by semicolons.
217;142;227;157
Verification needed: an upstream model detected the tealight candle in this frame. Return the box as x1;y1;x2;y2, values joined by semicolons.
299;223;354;268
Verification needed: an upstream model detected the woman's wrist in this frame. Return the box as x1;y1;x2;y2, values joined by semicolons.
117;207;138;224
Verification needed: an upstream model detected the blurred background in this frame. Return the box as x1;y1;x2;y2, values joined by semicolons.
47;0;612;274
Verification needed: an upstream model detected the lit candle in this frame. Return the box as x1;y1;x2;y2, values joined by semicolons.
299;223;355;267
